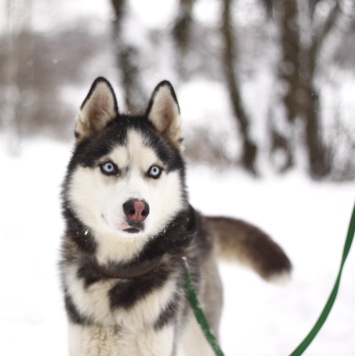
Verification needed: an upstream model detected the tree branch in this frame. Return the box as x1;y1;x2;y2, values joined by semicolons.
312;1;341;61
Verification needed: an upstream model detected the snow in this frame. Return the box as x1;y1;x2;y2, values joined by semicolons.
129;0;177;29
0;138;354;356
1;0;354;354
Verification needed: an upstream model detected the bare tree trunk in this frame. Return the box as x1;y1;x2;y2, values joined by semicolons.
221;0;258;175
172;0;194;78
271;0;340;178
111;0;146;112
270;0;300;172
17;0;34;141
298;47;329;178
3;0;18;154
278;0;300;125
111;0;126;35
2;0;34;154
297;0;341;178
302;89;329;178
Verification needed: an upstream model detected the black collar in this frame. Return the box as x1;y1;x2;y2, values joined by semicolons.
89;254;164;279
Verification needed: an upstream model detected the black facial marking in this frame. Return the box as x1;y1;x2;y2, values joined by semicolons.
140;125;185;174
67;114;185;175
99;161;120;176
147;165;163;179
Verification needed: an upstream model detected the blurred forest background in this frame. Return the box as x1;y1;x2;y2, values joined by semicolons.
1;0;355;180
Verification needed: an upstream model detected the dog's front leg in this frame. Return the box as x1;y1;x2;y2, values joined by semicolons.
68;323;176;356
132;325;176;356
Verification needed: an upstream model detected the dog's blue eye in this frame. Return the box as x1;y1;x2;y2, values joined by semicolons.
148;165;162;179
100;161;118;175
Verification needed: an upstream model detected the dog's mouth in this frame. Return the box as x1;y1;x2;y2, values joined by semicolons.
123;227;141;234
123;221;144;234
102;214;145;234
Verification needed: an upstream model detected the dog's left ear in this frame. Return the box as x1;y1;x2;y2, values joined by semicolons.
75;77;118;142
146;81;182;148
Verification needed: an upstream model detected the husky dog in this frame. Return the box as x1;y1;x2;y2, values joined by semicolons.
60;77;291;356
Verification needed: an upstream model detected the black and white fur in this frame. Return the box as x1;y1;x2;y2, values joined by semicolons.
60;78;292;356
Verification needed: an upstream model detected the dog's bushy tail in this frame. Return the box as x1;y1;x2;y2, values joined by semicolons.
206;216;292;282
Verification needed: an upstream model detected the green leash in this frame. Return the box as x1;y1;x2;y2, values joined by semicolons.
182;257;225;356
290;202;355;355
183;203;355;356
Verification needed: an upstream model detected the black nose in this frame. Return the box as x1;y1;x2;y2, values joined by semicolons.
123;199;150;223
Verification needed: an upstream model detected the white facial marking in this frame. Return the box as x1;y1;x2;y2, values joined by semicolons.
68;129;184;264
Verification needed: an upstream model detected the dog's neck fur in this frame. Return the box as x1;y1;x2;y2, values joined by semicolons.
88;254;164;279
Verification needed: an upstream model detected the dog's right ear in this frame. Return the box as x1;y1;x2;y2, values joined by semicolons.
75;77;118;142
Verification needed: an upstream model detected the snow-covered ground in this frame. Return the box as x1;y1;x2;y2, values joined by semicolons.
1;0;354;354
0;139;354;356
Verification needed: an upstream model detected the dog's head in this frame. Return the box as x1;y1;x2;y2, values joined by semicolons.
63;78;188;263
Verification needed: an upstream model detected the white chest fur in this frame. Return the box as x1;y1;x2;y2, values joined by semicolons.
65;265;179;355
